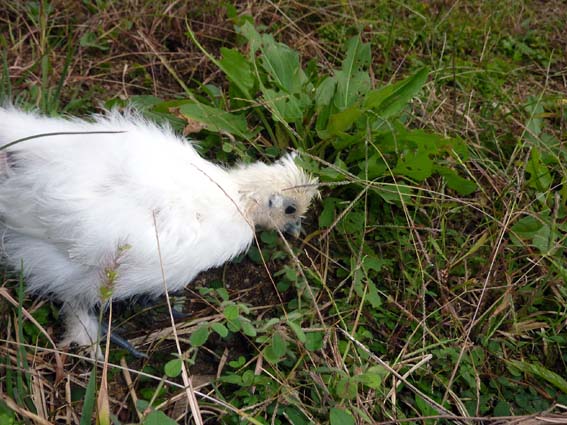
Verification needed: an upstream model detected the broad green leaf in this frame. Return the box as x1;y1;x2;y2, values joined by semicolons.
366;280;382;309
80;31;109;51
287;321;306;343
124;95;163;110
143;410;178;425
415;394;438;417
305;331;323;351
364;84;396;110
334;36;371;110
240;319;257;337
228;356;246;368
211;322;229;338
178;102;252;139
219;47;254;96
79;368;97;425
494;400;511;416
223;304;239;321
375;184;414;205
511;216;544;238
264;333;286;363
330;133;360;150
263;345;280;363
319;198;336;228
241;370;256;386
218;374;243;385
531;223;554;254
189;325;210;347
227;320;240;332
524;96;544;144
394;150;433;181
271;332;288;357
365;67;429;119
402;129;458;154
330;408;355;425
261;39;306;94
356;366;387;389
353;278;382;309
282;406;309;425
260;230;278;245
436;166;477;195
315;76;337;110
235;21;262;54
326;106;363;136
364;153;388;179
362;256;388;273
262;88;305;123
336;377;358;400
526;148;552;191
507;359;567;394
164;358;182;378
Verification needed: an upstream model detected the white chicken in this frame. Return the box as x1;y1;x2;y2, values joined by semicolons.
0;107;318;357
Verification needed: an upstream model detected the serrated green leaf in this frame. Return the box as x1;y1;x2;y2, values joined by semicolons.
178;102;252;139
330;408;355;425
189;326;210;347
164;358;182;378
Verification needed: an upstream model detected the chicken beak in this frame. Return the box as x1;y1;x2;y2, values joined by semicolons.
283;218;302;237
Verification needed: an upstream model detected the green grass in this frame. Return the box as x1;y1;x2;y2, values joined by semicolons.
1;0;566;423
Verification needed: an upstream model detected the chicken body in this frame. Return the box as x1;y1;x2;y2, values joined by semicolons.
0;108;317;354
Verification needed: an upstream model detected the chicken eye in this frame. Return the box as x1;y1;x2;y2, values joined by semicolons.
285;205;296;215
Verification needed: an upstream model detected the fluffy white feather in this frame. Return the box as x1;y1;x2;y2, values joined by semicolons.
0;107;318;356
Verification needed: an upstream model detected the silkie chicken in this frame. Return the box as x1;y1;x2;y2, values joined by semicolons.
0;107;318;358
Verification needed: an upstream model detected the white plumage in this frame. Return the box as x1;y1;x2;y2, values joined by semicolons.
0;107;317;356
